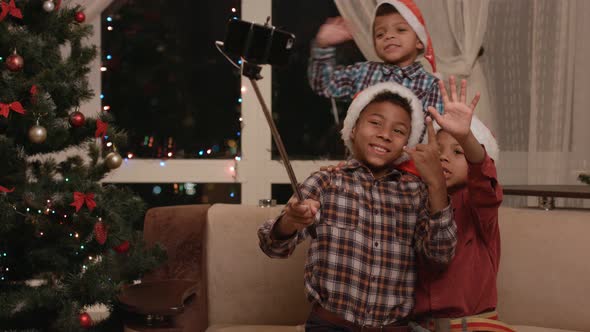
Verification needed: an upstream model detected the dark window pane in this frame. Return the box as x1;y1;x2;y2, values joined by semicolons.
271;0;365;160
114;183;241;208
272;183;293;205
102;0;241;159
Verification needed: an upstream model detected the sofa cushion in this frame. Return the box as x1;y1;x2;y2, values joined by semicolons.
205;204;311;326
497;207;590;332
206;324;304;332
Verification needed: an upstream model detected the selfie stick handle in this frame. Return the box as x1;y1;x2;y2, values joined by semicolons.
244;62;317;239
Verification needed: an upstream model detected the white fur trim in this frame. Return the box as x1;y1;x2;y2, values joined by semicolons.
341;82;424;164
433;116;500;162
374;0;428;49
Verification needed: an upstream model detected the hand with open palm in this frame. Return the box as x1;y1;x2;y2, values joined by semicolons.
427;76;481;141
315;17;353;48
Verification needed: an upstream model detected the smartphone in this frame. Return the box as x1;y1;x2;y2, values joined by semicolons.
223;18;295;66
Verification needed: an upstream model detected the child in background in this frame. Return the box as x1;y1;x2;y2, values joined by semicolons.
309;0;442;142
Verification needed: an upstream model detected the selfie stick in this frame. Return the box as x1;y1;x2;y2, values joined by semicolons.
241;62;318;239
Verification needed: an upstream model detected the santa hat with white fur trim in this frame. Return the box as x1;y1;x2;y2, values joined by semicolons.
341;82;425;165
433;116;500;162
373;0;437;72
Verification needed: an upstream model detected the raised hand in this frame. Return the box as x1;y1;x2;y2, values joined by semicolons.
428;76;480;141
404;117;445;188
404;117;448;213
315;17;353;48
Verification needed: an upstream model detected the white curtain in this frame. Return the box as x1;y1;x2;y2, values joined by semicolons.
484;0;590;207
334;0;494;132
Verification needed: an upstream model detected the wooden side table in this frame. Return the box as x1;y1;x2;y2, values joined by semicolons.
503;185;590;210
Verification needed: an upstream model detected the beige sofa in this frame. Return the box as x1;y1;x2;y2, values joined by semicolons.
130;204;590;332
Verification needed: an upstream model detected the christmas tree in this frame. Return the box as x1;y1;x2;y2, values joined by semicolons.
0;0;165;330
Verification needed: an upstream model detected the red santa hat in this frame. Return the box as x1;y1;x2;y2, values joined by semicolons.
373;0;437;73
341;82;425;165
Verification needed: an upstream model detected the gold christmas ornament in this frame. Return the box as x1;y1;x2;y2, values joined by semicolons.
28;125;47;144
105;152;123;169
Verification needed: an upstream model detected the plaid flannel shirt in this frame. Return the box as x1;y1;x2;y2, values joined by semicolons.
308;46;443;142
258;159;456;327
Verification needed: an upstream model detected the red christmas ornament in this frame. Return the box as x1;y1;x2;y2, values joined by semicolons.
5;51;24;72
113;240;130;253
94;220;107;245
68;111;85;128
74;11;85;23
79;312;92;328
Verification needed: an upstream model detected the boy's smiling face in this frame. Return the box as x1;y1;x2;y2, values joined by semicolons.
373;12;423;66
350;101;411;178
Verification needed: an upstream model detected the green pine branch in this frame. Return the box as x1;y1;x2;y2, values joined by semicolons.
0;1;167;330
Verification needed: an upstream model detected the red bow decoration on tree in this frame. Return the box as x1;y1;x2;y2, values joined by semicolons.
0;185;15;193
95;119;108;138
0;0;23;21
0;101;26;118
70;192;97;212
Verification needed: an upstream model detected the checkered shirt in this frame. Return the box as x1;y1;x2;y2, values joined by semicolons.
258;159;456;327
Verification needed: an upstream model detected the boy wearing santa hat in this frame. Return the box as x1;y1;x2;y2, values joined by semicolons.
309;0;442;142
258;82;456;331
410;77;514;332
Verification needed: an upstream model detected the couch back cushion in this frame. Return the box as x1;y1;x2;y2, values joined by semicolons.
497;207;590;331
205;204;310;326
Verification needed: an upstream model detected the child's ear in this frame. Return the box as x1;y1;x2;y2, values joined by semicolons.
351;126;357;141
416;39;424;51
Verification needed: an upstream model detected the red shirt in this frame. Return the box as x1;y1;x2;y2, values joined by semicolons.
413;153;502;318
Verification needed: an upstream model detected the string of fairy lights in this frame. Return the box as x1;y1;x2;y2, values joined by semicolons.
99;4;242;200
1;195;103;281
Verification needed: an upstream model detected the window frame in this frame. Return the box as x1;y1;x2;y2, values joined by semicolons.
98;0;342;205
